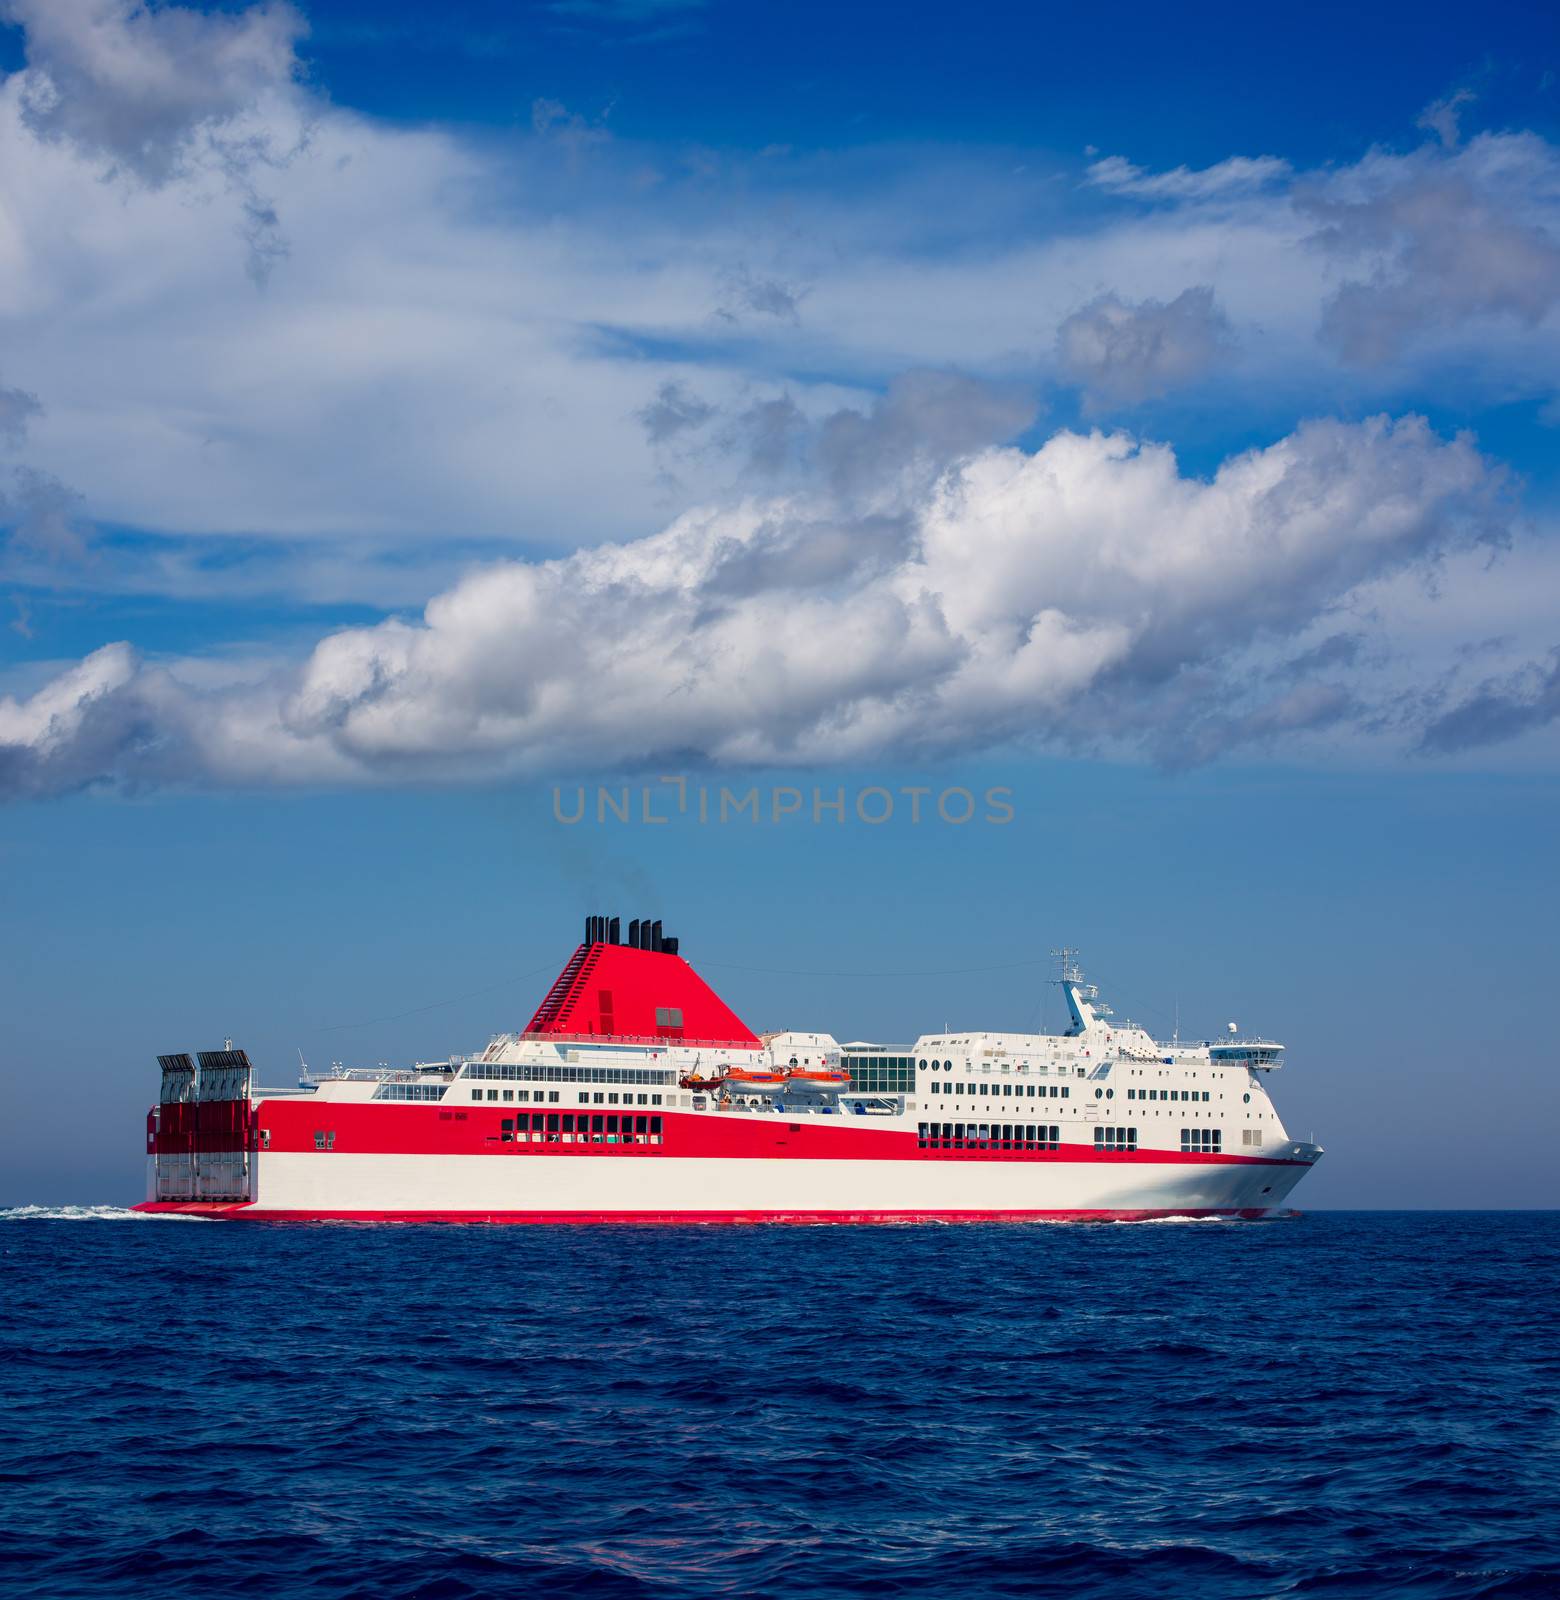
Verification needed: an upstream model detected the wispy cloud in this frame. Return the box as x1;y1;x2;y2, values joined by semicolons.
1416;89;1477;150
1084;153;1292;201
1419;649;1560;753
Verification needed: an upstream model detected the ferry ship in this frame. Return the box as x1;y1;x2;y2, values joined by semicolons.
135;917;1322;1222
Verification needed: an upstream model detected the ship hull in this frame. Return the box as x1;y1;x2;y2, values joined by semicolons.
133;1205;1277;1222
135;1139;1313;1222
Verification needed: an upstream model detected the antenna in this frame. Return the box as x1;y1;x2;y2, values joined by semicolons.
1050;947;1082;985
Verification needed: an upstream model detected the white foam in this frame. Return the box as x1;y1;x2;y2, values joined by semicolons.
0;1204;210;1222
1108;1213;1242;1225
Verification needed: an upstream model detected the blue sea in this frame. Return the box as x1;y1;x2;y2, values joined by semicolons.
2;1211;1557;1600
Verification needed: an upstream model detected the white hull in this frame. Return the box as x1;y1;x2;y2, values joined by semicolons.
146;1145;1313;1220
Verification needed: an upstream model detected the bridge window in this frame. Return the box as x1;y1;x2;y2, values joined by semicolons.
844;1055;916;1094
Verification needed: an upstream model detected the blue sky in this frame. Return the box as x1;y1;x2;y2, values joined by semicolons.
0;0;1557;1206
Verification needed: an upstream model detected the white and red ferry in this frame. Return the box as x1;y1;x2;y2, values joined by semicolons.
136;918;1322;1223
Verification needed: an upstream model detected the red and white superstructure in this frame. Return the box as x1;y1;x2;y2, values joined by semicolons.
136;918;1322;1223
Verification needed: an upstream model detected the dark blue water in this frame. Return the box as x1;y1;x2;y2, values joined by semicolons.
2;1211;1558;1600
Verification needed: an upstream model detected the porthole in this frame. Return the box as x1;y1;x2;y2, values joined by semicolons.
919;1059;927;1070
1243;1093;1251;1103
1106;1089;1114;1099
1094;1088;1103;1099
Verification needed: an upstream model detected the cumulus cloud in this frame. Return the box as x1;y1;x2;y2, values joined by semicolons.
1308;134;1560;364
0;413;1524;797
1056;287;1236;408
1084;153;1292;201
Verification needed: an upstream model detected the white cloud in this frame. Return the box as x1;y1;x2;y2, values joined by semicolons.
0;11;1556;579
0;0;307;183
1307;133;1560;364
1056;286;1235;408
2;411;1541;796
1084;154;1293;201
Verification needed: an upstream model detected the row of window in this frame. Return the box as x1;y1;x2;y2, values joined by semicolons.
931;1082;1071;1099
917;1123;1063;1150
464;1064;676;1085
1128;1088;1209;1102
476;1088;665;1106
920;1058;1081;1075
499;1113;665;1146
372;1083;448;1101
1180;1128;1223;1152
1094;1126;1138;1151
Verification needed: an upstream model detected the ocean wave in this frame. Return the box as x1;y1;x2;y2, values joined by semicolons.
2;1211;1556;1600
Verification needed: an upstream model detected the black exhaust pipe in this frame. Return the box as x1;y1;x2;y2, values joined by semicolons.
608;916;620;945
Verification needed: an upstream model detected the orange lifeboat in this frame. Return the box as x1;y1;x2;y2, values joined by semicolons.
783;1066;850;1087
719;1066;790;1096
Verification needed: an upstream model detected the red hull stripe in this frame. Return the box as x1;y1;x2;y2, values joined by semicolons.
134;1202;1273;1224
241;1102;1306;1166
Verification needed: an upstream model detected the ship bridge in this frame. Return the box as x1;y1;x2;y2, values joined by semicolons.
1209;1040;1285;1070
